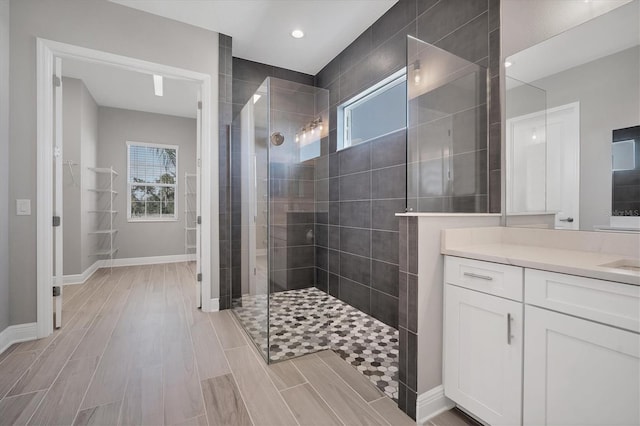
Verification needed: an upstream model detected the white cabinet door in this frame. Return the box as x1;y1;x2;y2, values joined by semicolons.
524;305;640;426
444;285;523;425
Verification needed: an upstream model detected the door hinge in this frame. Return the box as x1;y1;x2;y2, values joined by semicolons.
53;75;61;87
52;216;61;227
197;101;202;110
254;268;257;276
52;286;61;297
197;216;202;225
197;273;202;282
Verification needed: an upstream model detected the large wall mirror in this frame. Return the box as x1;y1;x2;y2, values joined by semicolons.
504;0;639;232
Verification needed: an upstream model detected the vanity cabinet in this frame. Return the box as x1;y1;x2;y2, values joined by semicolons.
443;256;640;426
523;305;639;426
443;257;524;426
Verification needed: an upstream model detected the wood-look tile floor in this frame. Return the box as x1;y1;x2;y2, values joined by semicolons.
0;263;421;426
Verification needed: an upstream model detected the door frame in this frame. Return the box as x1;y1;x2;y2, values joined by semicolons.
36;38;217;338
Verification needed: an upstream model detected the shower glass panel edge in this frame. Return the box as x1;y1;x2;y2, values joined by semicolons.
231;77;329;364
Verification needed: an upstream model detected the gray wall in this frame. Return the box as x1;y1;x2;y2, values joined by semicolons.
62;77;98;276
9;0;218;325
527;47;640;230
0;0;9;333
97;107;196;259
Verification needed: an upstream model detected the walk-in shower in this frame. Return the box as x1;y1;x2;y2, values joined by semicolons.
230;77;400;400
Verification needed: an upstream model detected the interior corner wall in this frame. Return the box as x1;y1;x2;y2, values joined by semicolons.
62;77;98;276
97;107;197;259
61;77;83;276
9;0;218;326
0;0;10;333
80;79;98;273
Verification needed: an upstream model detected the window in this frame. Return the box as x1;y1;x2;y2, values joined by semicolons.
127;141;178;221
338;69;406;150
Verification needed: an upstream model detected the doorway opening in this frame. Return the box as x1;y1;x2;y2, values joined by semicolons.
36;39;215;338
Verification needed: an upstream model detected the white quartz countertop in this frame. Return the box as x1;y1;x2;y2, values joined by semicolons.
441;227;640;286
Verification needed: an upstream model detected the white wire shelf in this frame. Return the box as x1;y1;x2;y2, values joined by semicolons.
88;167;119;176
185;227;197;231
88;189;118;195
89;229;118;235
91;247;119;256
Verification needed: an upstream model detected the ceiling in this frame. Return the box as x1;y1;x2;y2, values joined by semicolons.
507;0;639;84
109;0;397;75
62;58;200;118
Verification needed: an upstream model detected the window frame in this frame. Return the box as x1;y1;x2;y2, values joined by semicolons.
338;68;407;150
126;140;179;222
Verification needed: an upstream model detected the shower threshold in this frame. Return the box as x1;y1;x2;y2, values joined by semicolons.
232;287;399;401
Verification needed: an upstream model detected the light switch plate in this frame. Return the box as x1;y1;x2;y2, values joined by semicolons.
16;199;31;216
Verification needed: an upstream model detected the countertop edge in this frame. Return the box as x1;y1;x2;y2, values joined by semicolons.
442;247;640;286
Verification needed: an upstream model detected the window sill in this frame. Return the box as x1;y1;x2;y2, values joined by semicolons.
128;218;179;223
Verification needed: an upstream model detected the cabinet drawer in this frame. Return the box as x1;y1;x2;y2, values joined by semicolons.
525;269;640;333
445;256;523;301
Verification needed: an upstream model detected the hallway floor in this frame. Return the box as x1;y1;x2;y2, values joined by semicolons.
0;263;415;426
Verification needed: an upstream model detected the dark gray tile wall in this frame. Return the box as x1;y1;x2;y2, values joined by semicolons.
312;0;502;417
230;58;317;300
398;216;418;419
218;34;232;310
612;126;640;216
313;129;406;331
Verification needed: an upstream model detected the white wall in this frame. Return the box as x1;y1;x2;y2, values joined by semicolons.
9;0;218;325
0;0;9;333
62;77;99;276
502;0;632;57
97;106;197;259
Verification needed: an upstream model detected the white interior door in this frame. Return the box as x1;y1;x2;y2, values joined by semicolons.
507;102;580;229
53;57;63;329
545;103;580;229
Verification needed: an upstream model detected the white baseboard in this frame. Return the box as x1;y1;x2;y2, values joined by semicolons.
106;253;196;267
0;323;38;355
202;298;219;313
64;255;197;286
416;385;455;425
63;260;101;285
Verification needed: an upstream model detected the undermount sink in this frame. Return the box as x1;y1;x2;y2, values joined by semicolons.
600;258;640;273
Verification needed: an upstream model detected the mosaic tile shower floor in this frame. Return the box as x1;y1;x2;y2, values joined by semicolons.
232;287;399;400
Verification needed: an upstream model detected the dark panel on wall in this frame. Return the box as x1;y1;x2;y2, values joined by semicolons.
218;33;232;310
312;0;501;418
230;58;316;301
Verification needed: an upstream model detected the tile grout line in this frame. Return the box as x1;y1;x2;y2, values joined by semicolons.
175;262;211;426
224;310;301;426
0;270;112;400
26;268;126;425
288;355;347;426
70;267;135;425
211;312;257;426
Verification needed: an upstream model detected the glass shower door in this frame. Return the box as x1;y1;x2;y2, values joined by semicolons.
232;80;270;359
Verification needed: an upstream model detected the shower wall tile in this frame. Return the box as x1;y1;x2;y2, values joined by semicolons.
312;2;501;418
218;33;233;309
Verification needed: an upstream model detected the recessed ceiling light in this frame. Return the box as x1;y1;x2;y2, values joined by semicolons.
291;29;304;39
504;61;513;68
153;74;163;97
